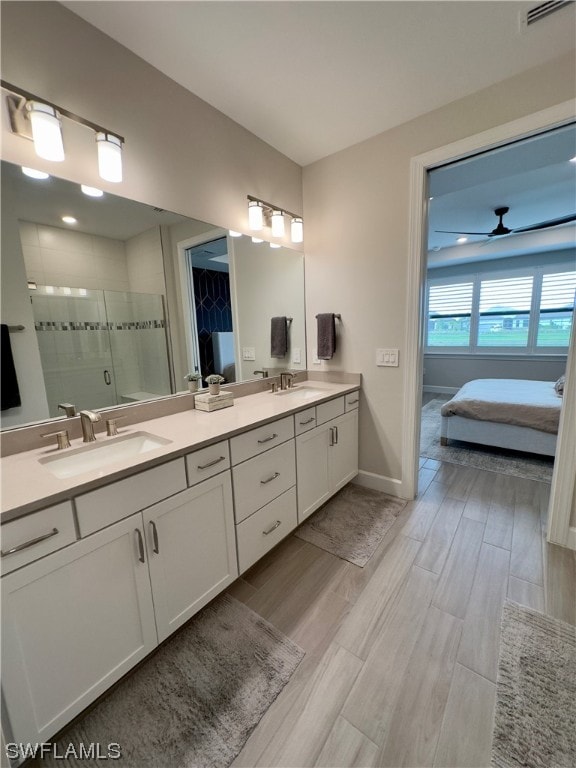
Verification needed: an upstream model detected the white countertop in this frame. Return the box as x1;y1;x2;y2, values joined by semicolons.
1;380;359;522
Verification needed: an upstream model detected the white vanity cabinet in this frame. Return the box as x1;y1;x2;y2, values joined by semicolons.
143;472;237;642
1;515;157;747
296;402;359;522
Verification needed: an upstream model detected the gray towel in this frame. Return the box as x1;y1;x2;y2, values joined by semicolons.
317;314;336;360
271;316;288;358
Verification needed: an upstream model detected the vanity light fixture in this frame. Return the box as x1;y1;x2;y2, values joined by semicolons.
291;217;304;244
229;230;243;238
62;215;77;225
248;200;264;230
81;184;104;198
271;210;285;238
3;80;125;184
247;195;304;244
22;166;50;180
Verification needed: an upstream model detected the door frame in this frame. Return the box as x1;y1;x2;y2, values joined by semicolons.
402;99;576;514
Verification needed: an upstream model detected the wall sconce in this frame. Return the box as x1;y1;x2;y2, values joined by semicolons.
247;195;304;244
3;80;125;183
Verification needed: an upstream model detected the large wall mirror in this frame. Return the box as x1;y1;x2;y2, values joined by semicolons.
0;161;306;430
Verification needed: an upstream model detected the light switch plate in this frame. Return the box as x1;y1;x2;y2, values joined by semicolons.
376;348;399;367
292;347;301;364
242;347;256;361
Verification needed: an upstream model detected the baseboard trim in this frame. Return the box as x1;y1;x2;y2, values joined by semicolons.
423;385;459;394
353;470;406;499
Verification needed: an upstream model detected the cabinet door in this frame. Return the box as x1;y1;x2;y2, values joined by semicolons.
1;516;157;747
330;409;359;492
143;473;238;643
296;423;331;522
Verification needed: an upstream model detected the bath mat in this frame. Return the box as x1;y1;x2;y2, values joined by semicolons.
45;594;304;768
420;398;554;483
491;600;576;768
295;483;406;566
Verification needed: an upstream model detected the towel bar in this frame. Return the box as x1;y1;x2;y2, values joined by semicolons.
315;314;341;320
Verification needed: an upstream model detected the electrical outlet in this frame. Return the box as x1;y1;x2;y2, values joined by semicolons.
376;348;399;367
242;347;256;361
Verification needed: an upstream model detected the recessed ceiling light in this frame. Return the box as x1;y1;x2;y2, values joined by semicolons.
270;242;281;249
570;156;576;163
229;230;242;238
22;167;50;180
457;236;468;244
251;237;263;243
81;184;104;198
62;215;77;225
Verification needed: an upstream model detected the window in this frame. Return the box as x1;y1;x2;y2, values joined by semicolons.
426;264;575;353
537;271;576;348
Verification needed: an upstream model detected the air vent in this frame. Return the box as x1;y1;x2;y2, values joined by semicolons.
524;0;574;26
152;206;165;212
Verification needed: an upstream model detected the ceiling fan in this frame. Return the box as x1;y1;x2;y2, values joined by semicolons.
435;206;576;238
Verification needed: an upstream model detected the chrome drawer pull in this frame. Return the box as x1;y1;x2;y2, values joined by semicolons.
299;417;315;425
149;521;160;554
135;529;146;563
257;433;278;444
263;520;282;536
348;398;359;404
329;427;335;446
197;456;226;470
260;472;280;485
1;528;59;557
334;426;339;445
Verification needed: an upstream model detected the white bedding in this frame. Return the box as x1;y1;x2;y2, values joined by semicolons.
440;379;562;434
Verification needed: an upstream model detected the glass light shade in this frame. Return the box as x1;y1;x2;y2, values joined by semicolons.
271;210;285;237
251;237;264;243
27;102;64;162
96;133;123;182
228;230;242;237
81;184;104;198
291;217;304;243
270;242;281;249
248;201;263;230
22;167;50;180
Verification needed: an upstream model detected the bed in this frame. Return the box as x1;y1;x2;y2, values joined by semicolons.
440;378;563;457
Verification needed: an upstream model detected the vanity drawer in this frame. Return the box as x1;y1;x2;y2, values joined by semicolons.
186;441;230;486
230;416;294;465
76;459;187;537
345;391;360;411
236;488;297;574
232;440;296;523
1;502;76;575
316;396;345;426
294;407;317;435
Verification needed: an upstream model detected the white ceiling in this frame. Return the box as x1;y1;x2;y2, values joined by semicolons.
63;1;576;166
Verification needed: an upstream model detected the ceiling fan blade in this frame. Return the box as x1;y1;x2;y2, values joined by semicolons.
511;213;576;234
434;229;490;235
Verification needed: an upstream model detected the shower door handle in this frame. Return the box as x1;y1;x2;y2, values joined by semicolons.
103;369;111;385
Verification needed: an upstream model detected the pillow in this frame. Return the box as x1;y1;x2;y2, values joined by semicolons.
554;375;565;396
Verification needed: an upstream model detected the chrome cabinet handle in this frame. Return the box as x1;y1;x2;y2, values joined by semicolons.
299;417;315;425
135;529;145;563
263;520;282;536
334;426;339;445
149;521;160;554
260;472;280;485
257;433;278;444
329;427;335;446
197;456;226;470
1;528;59;557
103;369;112;386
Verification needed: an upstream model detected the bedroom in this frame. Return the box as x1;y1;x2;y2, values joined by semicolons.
420;123;575;482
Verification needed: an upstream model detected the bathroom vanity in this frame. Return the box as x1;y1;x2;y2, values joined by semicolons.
0;378;359;751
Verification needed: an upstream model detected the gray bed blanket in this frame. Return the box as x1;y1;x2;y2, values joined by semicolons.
440;378;562;434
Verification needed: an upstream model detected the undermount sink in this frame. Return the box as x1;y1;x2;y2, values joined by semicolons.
274;385;327;399
39;431;172;479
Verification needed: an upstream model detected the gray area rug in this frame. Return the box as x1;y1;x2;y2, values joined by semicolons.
46;594;304;768
492;600;576;768
421;398;554;483
295;483;406;567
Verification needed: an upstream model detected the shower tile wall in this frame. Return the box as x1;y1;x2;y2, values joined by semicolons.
192;267;233;376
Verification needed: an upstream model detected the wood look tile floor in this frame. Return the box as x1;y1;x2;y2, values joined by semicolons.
229;461;576;768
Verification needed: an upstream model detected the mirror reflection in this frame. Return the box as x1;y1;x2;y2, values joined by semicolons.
0;161;306;430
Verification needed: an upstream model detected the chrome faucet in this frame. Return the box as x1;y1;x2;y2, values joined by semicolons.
253;369;269;378
79;410;101;442
280;372;295;390
58;402;77;417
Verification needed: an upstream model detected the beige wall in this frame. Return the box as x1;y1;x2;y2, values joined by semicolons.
125;228;165;296
0;2;302;244
303;53;576;490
